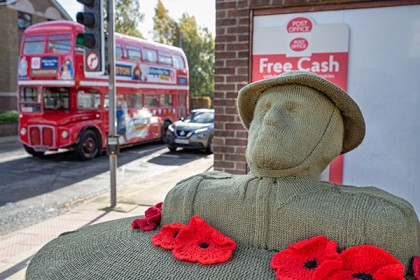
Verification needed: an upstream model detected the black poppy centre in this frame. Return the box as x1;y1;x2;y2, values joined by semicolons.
304;259;318;270
199;242;210;248
352;272;373;280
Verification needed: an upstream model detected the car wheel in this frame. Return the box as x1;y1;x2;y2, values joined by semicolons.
23;144;45;157
168;145;177;152
206;136;214;154
161;121;171;143
75;130;99;160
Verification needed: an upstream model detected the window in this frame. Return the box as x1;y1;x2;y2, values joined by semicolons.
159;54;172;66
173;55;185;69
104;94;128;109
104;95;109;109
77;90;101;109
143;48;157;63
127;94;143;109
126;45;141;61
47;35;71;53
23;36;45;54
144;95;159;107
160;94;173;107
116;43;124;59
18;12;31;30
19;87;40;113
20;87;39;102
43;87;69;110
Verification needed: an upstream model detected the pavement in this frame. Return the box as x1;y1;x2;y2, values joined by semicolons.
0;135;214;280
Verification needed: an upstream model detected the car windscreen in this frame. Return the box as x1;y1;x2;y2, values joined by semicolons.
190;112;214;124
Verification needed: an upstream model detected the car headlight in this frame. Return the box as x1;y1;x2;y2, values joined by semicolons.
194;127;209;134
20;127;26;136
61;130;69;139
168;125;174;132
195;127;210;139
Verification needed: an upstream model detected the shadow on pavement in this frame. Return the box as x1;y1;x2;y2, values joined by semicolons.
147;148;210;166
0;142;174;206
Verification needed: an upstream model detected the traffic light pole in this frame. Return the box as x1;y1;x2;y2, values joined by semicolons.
108;0;117;208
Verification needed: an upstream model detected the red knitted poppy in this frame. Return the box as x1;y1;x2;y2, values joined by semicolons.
172;215;237;265
131;202;163;231
314;245;405;280
271;235;341;280
414;256;420;280
151;222;187;250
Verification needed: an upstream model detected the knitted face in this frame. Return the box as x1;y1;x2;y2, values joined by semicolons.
246;84;343;175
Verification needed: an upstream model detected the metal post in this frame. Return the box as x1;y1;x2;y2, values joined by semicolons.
108;0;117;208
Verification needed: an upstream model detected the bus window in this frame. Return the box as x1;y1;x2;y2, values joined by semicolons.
145;95;159;107
127;94;143;109
20;87;39;102
77;90;101;109
104;95;109;109
173;55;185;69
143;48;157;63
126;45;141;61
19;87;40;113
47;35;71;53
160;94;173;107
116;43;124;59
43;87;69;110
159;54;172;66
23;36;45;54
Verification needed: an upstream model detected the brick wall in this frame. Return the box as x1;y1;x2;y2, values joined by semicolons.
0;1;70;112
214;0;251;174
213;0;418;175
0;8;18;93
0;8;18;111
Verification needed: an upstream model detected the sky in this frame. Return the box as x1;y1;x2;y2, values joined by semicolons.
56;0;216;40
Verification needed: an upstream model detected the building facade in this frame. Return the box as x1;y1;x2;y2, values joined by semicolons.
213;0;420;214
0;0;71;111
213;0;420;175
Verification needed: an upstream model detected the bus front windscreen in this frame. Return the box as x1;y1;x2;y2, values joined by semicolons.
43;88;70;110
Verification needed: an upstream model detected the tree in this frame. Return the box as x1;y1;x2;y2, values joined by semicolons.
177;14;214;98
152;0;176;44
151;2;215;99
114;0;144;38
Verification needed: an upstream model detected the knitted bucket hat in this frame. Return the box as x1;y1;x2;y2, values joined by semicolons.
26;72;420;279
237;71;365;154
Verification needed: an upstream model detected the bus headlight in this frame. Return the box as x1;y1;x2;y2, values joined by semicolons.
20;128;26;136
61;130;69;139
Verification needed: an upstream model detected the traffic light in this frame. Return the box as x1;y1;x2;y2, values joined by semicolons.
76;0;104;75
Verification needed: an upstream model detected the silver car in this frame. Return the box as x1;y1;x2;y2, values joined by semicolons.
166;109;214;153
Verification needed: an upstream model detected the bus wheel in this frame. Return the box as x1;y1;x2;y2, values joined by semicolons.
75;130;99;160
23;144;45;157
161;121;171;143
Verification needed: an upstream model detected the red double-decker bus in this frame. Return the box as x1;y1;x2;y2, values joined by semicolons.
17;21;189;160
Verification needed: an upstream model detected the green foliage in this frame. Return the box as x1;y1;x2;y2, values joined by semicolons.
153;0;176;44
191;96;212;110
151;2;215;99
0;110;19;122
115;0;144;38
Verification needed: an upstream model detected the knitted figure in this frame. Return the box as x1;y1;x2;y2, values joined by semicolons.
162;71;420;277
26;71;420;279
